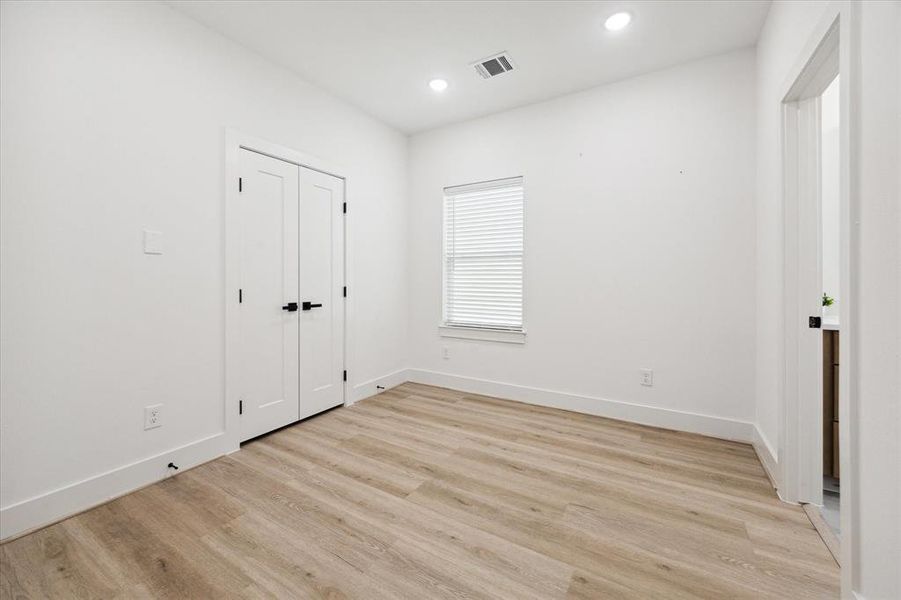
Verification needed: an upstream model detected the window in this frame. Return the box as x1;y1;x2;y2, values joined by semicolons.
442;176;524;342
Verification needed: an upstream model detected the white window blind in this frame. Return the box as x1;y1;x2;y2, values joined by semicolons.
443;176;524;331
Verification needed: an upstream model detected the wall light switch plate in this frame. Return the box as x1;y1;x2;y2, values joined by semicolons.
143;229;163;255
640;369;654;387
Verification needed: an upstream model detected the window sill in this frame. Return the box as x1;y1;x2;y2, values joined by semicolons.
438;325;526;344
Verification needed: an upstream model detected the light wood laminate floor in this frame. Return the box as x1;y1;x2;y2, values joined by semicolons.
1;383;839;599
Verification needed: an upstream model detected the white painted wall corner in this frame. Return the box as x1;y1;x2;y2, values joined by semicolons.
348;368;410;404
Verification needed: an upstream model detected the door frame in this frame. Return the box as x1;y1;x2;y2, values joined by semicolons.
780;18;838;508
224;129;349;447
777;2;858;595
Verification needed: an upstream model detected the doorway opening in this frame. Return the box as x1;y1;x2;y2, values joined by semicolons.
779;15;848;567
818;74;840;539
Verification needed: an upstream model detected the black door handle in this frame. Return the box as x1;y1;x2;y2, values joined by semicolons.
302;301;323;311
282;302;298;312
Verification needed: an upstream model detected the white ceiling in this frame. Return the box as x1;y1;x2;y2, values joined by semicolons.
168;1;771;134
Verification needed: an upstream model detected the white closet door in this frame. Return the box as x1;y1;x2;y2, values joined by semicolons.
298;167;345;419
237;148;300;441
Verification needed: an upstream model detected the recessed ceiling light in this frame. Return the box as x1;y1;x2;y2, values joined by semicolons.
604;12;632;31
429;78;448;92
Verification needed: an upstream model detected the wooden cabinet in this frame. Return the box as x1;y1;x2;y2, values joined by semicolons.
823;330;840;479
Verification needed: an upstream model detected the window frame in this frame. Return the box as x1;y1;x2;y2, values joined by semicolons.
440;176;526;344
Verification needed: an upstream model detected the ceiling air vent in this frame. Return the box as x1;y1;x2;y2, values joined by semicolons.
472;52;515;79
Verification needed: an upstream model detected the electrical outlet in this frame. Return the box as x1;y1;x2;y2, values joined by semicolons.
442;346;450;360
144;404;163;430
640;369;654;387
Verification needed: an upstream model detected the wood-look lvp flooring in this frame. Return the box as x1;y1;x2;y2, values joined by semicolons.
1;383;839;599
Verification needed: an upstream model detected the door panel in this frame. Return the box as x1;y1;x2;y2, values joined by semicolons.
299;167;345;419
238;149;300;441
797;96;824;505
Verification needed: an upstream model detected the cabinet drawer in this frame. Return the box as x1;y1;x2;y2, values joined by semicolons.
833;365;840;416
833;331;840;364
832;421;840;479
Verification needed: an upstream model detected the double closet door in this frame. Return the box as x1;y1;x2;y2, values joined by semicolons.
237;148;345;442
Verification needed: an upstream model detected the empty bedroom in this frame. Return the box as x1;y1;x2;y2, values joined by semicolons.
1;1;899;599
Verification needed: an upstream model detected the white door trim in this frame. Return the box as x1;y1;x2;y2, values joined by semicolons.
224;129;348;449
777;3;858;597
781;92;825;506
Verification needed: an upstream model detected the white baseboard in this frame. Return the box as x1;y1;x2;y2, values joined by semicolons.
0;432;236;542
348;368;410;404
0;370;768;542
752;424;780;491
1;364;411;542
406;369;754;443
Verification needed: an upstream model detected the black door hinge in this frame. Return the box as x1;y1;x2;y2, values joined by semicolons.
809;316;822;329
239;399;243;415
238;177;243;192
343;202;346;214
238;288;243;303
343;286;347;298
343;370;347;382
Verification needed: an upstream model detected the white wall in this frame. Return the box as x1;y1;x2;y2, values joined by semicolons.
407;49;757;440
821;76;840;320
852;2;901;597
0;0;408;539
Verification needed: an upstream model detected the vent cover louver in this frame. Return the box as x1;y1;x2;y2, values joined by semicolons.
473;52;514;79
